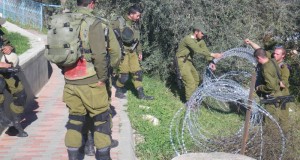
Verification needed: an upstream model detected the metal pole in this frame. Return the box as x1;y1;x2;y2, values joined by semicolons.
241;71;256;154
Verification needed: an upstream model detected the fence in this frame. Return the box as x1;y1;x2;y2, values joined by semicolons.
0;0;60;30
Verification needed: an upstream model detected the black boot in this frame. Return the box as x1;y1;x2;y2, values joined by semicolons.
137;87;154;100
115;87;126;99
95;147;111;160
110;139;119;148
67;148;79;160
12;114;28;137
84;132;95;156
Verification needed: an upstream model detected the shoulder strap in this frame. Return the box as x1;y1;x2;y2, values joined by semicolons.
270;59;282;81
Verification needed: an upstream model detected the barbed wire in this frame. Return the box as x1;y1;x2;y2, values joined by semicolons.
170;47;286;159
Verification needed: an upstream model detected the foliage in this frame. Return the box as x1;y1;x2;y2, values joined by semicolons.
64;0;299;85
2;28;30;55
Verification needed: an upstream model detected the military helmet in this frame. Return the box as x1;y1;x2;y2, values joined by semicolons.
193;22;207;34
0;17;6;25
121;27;134;44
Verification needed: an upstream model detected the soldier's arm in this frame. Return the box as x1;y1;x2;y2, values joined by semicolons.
89;20;108;82
108;27;121;68
244;39;260;50
185;38;213;61
280;64;290;87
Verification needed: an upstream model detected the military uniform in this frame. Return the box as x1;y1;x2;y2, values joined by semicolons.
0;22;28;137
176;34;213;101
62;7;120;159
111;15;153;100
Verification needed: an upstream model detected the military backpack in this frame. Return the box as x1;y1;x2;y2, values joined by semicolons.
44;12;95;67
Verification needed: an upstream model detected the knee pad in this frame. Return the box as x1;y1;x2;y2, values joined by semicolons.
93;110;111;135
13;90;27;106
118;73;129;84
0;77;6;94
66;114;86;132
133;70;143;81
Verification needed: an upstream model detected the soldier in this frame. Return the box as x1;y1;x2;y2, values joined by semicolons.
111;5;154;100
61;0;119;159
0;17;28;137
244;39;290;134
244;39;290;96
176;23;222;101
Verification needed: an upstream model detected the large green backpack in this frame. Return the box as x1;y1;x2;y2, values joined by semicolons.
45;12;89;67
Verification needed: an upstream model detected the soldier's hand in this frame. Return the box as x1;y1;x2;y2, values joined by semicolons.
138;52;143;61
1;46;13;54
209;63;216;71
96;81;105;87
0;62;12;68
244;39;251;44
211;53;223;59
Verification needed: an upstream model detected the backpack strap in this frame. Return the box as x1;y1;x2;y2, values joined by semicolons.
270;59;282;81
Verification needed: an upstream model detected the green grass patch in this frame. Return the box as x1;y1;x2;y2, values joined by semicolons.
2;27;30;55
126;76;300;159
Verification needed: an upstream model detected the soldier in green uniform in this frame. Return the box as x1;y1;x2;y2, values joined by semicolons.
111;5;154;100
244;39;291;134
0;17;28;137
176;24;222;101
61;0;120;159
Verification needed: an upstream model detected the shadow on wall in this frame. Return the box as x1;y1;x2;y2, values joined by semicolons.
0;52;52;135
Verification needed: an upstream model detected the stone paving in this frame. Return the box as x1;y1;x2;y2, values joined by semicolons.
0;63;129;160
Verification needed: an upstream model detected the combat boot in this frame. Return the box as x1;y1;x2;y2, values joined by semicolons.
12;114;28;137
110;139;119;148
67;148;79;160
95;147;111;160
137;87;154;100
84;132;95;156
115;87;126;99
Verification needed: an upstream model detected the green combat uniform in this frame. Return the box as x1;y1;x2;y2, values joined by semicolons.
256;58;290;159
61;7;117;159
111;15;153;100
0;19;28;137
176;34;213;101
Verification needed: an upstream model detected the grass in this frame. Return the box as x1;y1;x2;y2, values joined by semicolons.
2;27;30;55
125;76;300;160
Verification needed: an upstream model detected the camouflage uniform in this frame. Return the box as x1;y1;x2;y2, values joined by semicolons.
176;33;213;101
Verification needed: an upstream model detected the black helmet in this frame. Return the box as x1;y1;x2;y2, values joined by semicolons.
121;27;134;44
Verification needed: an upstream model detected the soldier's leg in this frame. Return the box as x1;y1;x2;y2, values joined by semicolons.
0;77;11;126
6;76;28;137
190;63;200;91
129;53;153;100
179;60;197;101
80;83;111;160
115;54;130;99
81;115;95;156
63;84;87;160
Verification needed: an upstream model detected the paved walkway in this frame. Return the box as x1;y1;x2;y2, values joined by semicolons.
0;63;135;160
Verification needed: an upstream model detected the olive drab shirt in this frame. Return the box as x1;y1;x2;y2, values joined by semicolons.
256;59;282;97
279;62;290;95
266;51;290;95
176;34;212;61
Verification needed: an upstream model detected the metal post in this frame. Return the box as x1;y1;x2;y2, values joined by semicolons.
241;71;256;154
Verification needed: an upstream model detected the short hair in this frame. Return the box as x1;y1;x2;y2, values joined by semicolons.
127;5;142;15
192;28;200;33
77;0;95;6
275;47;286;56
254;48;267;58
